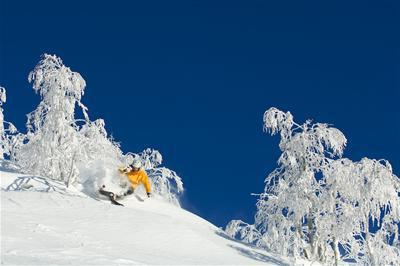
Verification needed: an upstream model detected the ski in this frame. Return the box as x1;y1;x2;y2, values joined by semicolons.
98;187;124;206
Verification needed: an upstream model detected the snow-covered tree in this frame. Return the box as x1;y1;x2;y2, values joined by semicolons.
124;148;184;206
14;54;88;183
226;107;399;265
14;54;126;189
255;107;347;261
0;86;24;160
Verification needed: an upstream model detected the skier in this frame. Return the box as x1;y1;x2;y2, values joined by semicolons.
119;159;151;198
99;159;151;206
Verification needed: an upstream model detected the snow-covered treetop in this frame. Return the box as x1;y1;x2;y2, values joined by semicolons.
28;54;86;101
140;148;163;169
123;149;164;170
264;107;347;162
263;107;294;145
26;54;88;132
263;107;294;135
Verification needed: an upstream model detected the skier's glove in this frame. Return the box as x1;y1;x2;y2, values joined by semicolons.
147;192;151;198
119;166;131;174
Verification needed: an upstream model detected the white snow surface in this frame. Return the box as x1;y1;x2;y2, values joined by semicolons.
0;167;300;265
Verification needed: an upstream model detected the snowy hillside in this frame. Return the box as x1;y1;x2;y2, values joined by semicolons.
1;166;297;265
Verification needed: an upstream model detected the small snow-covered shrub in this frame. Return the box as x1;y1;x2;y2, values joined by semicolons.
225;220;267;249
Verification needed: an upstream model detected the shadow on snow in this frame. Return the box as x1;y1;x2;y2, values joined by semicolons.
215;230;289;266
5;175;68;194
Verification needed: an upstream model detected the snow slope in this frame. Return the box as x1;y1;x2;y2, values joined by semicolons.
1;167;295;265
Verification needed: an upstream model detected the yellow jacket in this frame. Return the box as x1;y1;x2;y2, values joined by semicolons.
120;168;151;193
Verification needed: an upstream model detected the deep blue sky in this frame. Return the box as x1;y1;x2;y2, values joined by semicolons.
1;0;398;227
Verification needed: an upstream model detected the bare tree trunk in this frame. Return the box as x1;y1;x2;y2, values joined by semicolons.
364;218;376;266
307;213;318;260
66;153;77;188
332;238;340;266
297;222;310;259
317;245;325;263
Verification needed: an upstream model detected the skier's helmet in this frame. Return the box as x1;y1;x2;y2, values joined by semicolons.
132;159;142;169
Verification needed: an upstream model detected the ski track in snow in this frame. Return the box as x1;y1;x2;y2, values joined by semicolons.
1;170;302;265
